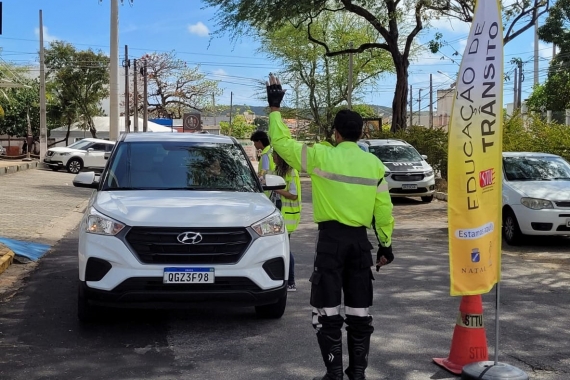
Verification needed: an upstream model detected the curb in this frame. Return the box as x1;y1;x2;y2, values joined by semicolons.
0;244;15;276
434;191;448;202
0;161;40;176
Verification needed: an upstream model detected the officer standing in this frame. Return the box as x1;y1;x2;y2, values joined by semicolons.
266;74;395;380
250;130;275;177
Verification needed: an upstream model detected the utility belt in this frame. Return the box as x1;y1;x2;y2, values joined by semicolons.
318;220;366;231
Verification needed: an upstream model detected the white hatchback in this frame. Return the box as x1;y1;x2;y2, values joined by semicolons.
502;152;570;245
72;132;289;322
44;138;115;174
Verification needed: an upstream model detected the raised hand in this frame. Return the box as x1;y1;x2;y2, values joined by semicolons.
266;73;286;108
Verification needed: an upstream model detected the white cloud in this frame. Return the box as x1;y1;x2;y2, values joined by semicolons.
428;17;471;34
213;69;228;76
538;41;552;60
188;22;210;37
34;26;57;43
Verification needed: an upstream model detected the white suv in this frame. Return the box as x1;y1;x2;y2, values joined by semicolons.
360;139;436;202
44;138;115;174
72;133;289;321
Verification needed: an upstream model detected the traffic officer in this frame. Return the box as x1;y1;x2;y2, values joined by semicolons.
250;130;275;177
266;74;395;380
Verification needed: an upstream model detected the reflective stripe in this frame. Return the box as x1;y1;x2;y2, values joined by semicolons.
282;200;300;208
317;306;341;316
301;144;308;173
345;306;370;317
313;168;378;187
285;219;298;225
377;182;389;193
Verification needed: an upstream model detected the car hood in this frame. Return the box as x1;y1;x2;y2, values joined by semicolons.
93;190;277;227
383;160;431;172
48;147;81;153
506;180;570;201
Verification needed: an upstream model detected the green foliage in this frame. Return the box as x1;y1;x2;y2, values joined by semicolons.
45;41;110;138
526;71;570;112
253;117;268;131
220;114;256;139
0;78;40;137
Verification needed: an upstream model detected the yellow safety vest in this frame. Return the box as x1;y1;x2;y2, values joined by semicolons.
268;111;394;247
280;168;302;234
258;145;275;176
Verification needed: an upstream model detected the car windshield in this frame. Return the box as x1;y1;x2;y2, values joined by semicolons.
102;141;259;192
503;156;570;181
67;140;92;150
368;145;423;163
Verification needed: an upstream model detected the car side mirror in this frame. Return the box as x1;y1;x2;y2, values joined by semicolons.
262;174;286;191
421;155;428;160
73;171;99;189
104;152;111;160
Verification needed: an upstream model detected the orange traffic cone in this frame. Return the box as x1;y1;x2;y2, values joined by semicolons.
433;295;489;375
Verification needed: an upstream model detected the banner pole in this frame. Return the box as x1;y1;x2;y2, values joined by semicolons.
494;282;500;365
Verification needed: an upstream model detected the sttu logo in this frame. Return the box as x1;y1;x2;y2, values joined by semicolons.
471;248;480;263
479;169;495;188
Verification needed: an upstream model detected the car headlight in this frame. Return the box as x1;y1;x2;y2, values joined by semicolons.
86;208;125;235
58;152;71;156
520;197;553;210
252;211;285;236
424;170;434;177
384;170;391;178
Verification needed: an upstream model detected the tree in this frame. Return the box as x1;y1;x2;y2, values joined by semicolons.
204;0;548;132
258;12;393;139
253;117;269;131
220;114;257;138
0;78;40;137
137;51;221;119
45;41;110;138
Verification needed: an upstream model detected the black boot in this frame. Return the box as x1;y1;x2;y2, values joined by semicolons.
345;315;373;380
313;330;344;380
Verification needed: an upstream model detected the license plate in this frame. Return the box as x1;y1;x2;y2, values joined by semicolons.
402;184;418;190
163;267;215;284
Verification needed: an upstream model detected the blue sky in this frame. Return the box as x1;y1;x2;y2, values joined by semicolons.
0;0;553;112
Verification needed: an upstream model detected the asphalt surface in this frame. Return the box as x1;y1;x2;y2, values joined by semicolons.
0;177;569;380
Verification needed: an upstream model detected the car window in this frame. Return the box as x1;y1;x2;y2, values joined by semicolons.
503;156;570;181
368;145;423;163
67;140;92;150
89;144;107;152
102;141;259;192
105;144;114;152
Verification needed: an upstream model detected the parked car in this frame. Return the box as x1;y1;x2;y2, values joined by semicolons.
502;152;570;245
0;145;6;156
360;139;436;202
44;138;115;174
72;132;289;322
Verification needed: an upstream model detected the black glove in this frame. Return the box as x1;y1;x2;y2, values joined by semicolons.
266;73;286;108
376;245;394;271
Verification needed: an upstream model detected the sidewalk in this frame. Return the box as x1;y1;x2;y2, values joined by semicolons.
0;159;41;176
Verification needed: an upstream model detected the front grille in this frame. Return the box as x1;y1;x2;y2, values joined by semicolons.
556;225;570;232
392;173;424;182
555;201;570;208
125;227;252;265
113;277;261;293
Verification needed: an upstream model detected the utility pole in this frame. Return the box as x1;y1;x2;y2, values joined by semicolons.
123;45;130;133
142;59;148;132
517;61;523;109
429;74;433;128
212;93;217;131
133;59;138;132
295;79;300;137
347;42;353;110
109;0;120;141
409;85;413;126
513;68;518;109
39;10;47;158
418;88;422;126
534;18;539;86
229;92;233;136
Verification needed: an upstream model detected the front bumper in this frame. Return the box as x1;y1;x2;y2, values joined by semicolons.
43;158;64;168
386;174;436;197
511;204;570;236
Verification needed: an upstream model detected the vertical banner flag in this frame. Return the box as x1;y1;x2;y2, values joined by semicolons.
448;0;504;296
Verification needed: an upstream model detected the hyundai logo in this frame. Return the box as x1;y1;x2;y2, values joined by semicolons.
177;232;203;245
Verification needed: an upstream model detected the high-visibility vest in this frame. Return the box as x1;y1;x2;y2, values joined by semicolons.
280;168;302;234
258;145;275;176
268;111;394;247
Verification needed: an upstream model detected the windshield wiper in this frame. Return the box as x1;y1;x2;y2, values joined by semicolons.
107;187;149;190
551;177;570;180
511;178;552;181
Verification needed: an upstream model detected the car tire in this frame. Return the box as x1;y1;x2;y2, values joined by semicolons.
67;158;83;174
421;195;434;203
503;209;523;246
255;293;287;319
77;282;98;323
49;166;60;172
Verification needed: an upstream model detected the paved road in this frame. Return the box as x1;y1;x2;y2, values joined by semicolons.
0;176;569;379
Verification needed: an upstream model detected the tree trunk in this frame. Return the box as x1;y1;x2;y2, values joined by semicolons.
391;54;409;132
